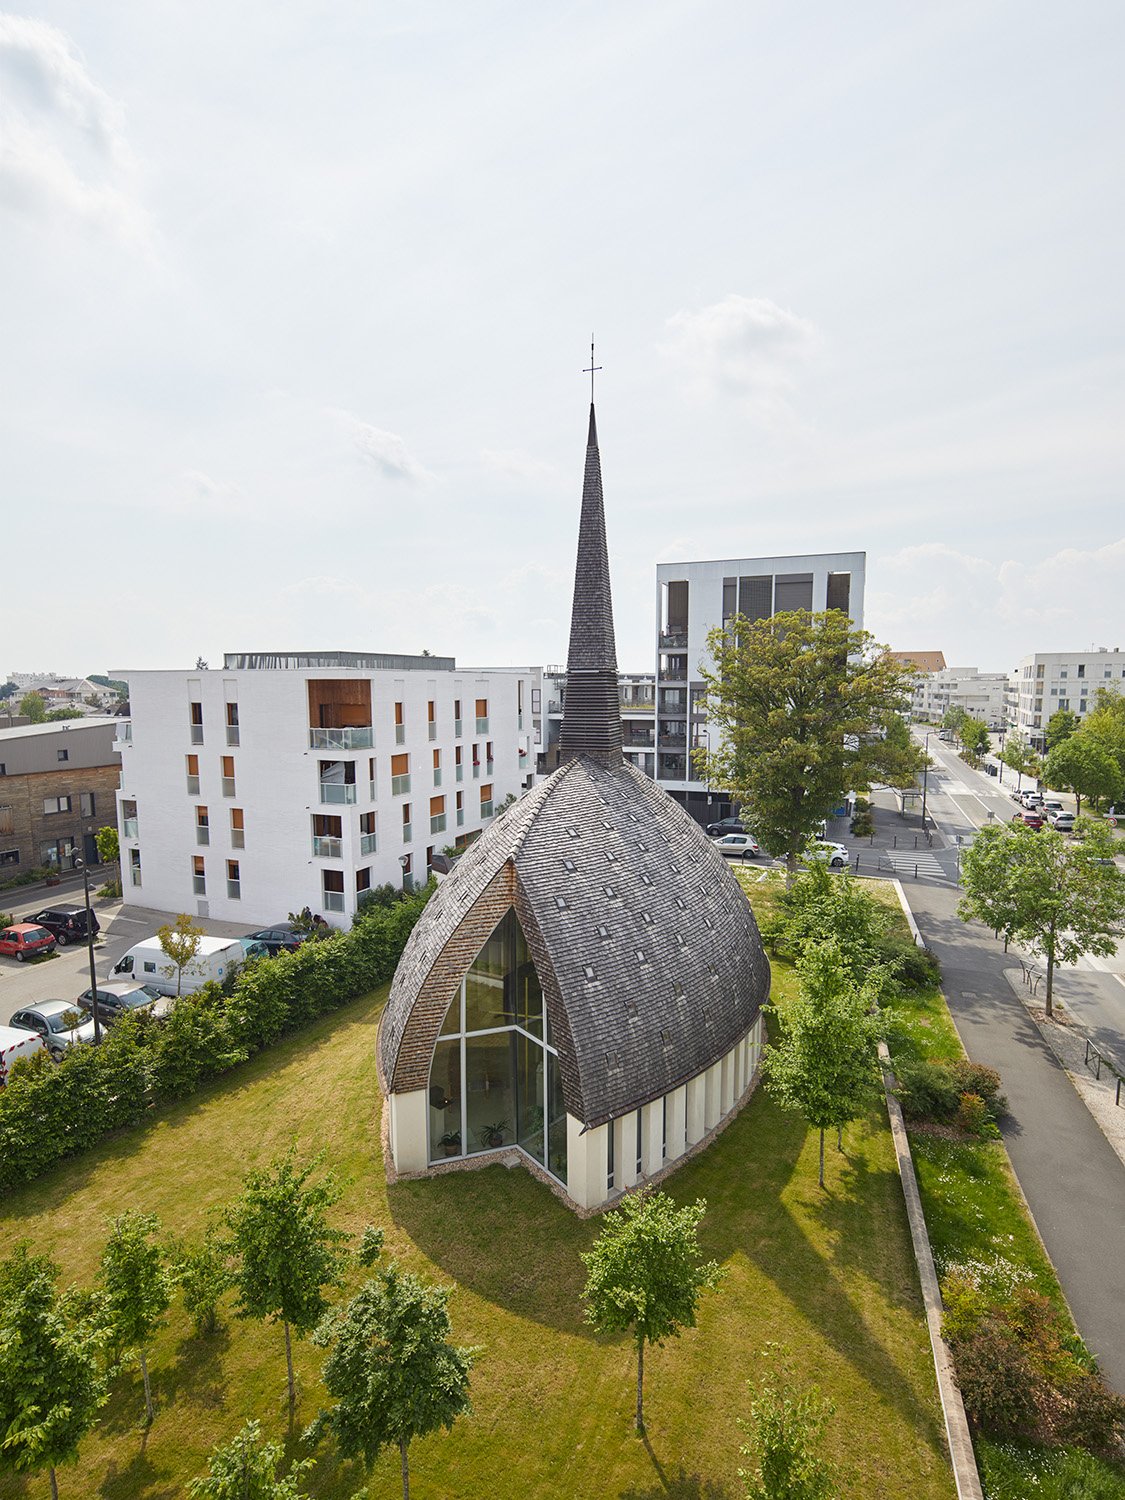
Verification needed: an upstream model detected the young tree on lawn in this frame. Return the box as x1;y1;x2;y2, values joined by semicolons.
1000;733;1039;793
188;1420;314;1500
171;1229;232;1338
738;1343;840;1500
95;824;120;891
18;690;46;722
959;821;1125;1018
959;717;990;765
0;1244;107;1500
157;912;206;997
1045;709;1079;752
224;1148;349;1420
98;1210;172;1424
1044;735;1122;815
306;1264;477;1500
697;611;920;884
761;944;887;1188
581;1190;722;1433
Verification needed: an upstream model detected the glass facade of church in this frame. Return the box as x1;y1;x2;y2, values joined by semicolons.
428;910;568;1183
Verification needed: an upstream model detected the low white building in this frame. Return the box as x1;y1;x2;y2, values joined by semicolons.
1011;648;1125;751
911;666;1009;728
114;652;540;927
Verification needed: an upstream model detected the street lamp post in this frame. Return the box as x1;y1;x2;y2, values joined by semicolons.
920;731;933;830
399;853;411;893
72;856;102;1045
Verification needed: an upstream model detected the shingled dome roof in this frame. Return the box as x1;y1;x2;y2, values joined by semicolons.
378;398;771;1140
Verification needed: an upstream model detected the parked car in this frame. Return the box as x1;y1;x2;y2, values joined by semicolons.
77;981;170;1024
804;841;850;870
8;1000;97;1060
0;924;57;961
112;936;250;994
22;904;100;946
1041;799;1064;816
705;816;745;837
1049;812;1076;832
0;1025;45;1083
243;922;304;956
1020;790;1044;808
711;832;761;860
1013;811;1044;830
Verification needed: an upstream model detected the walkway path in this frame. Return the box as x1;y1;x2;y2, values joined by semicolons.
904;876;1125;1393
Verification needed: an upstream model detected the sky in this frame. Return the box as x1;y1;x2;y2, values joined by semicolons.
3;1;1124;681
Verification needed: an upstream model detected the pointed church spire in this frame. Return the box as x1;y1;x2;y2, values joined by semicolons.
559;401;624;766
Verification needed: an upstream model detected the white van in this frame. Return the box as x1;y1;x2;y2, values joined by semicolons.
0;1024;46;1084
111;935;251;996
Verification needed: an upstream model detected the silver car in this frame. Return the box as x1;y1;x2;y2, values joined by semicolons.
8;999;98;1061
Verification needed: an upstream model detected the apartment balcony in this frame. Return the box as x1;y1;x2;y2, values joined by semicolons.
122;818;139;840
430;814;447;834
658;733;687;751
391;774;411;796
114;722;132;745
360;832;377;856
548;700;563;715
658;755;688;780
476;716;489;734
319;782;357;805
659;629;688;650
622;731;655;749
312;835;343;859
309;726;374;751
323;891;345;913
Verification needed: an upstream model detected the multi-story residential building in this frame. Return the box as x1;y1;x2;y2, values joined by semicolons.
1011;648;1125;750
540;666;655;778
911;666;1009;728
888;650;946;674
0;718;121;876
653;552;866;822
114;652;540;926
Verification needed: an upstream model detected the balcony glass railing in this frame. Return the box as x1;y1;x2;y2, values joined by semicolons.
369;780;377;802
186;776;200;795
319;782;356;804
659;629;688;649
430;814;446;834
116;722;133;742
197;827;210;846
433;769;442;787
360;832;377;856
518;712;524;730
231;829;245;849
192;875;206;895
486;759;494;775
476;717;489;734
227;880;241;900
395;724;406;745
428;723;437;741
309;726;374;750
221;777;236;798
480;801;494;819
130;867;142;887
472;763;480;779
312;835;343;859
454;718;462;737
323;891;345;913
456;809;464;826
392;774;411;796
122;818;139;839
402;822;412;842
455;763;463;782
190;724;204;744
226;726;240;747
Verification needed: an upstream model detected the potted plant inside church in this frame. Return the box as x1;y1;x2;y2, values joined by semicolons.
477;1119;509;1151
438;1130;462;1157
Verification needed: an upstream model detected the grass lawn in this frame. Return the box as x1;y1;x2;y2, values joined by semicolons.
0;930;957;1499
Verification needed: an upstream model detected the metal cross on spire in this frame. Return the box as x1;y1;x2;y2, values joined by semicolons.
582;337;602;402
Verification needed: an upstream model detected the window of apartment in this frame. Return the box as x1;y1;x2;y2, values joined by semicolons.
826;572;851;614
230;807;245;848
0;806;11;836
1077;663;1086;679
186;754;200;794
79;792;96;817
43;795;72;815
394;701;405;745
227;859;241;900
425;845;434;880
226;702;240;746
356;866;371;894
454;745;463;781
517;679;524;728
221;755;236;797
455;789;464;826
322;867;344;912
191;855;206;895
475;697;489;733
0;849;18;868
196;805;210;844
480;782;493;818
121;799;138;838
432;748;442;786
57;747;69;762
430;794;446;834
774;571;814;613
0;764;5;776
189;700;204;743
486;740;494;771
1036;664;1045;679
454;699;462;736
472;743;480;777
402;802;412;841
130;847;142;886
359;810;377;855
368;756;377;800
427;700;437;740
391;753;410;795
401;851;413;890
1060;670;1068;679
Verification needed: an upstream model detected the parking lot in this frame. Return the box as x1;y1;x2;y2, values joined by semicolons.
0;898;250;1029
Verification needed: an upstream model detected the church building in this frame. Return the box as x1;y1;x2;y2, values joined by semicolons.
377;400;771;1211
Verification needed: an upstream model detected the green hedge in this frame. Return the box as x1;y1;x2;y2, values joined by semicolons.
0;886;433;1192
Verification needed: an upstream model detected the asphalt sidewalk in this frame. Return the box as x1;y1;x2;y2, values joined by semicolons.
904;877;1125;1393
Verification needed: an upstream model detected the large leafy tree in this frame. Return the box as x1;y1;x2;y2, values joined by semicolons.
157;913;206;997
188;1420;314;1500
698;611;920;882
959;821;1125;1017
761;944;887;1187
941;704;967;740
18;690;46;723
1045;709;1079;752
999;732;1039;792
581;1190;722;1433
0;1245;107;1500
959;716;990;764
306;1264;476;1500
1043;735;1122;815
98;1210;172;1425
1082;686;1125;782
224;1148;349;1420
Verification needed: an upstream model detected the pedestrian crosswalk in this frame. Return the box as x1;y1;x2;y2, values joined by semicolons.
877;850;951;880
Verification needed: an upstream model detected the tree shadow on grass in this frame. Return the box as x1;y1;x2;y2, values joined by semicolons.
99;1441;178;1500
152;1324;232;1413
617;1432;735;1499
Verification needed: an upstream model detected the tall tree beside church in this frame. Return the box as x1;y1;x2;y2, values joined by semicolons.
697;612;919;882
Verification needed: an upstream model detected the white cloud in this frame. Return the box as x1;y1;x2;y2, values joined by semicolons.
0;14;147;242
662;294;820;415
332;409;434;484
479;447;559;484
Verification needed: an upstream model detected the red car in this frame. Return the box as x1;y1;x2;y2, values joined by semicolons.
1012;811;1044;831
0;924;57;961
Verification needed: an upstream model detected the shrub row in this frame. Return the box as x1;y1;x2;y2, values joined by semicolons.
895;1057;1007;1135
0;886;433;1192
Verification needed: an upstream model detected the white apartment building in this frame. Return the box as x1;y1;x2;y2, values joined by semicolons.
911;666;1009;728
540;665;655;779
1012;648;1125;751
114;652;540;927
654;552;866;822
